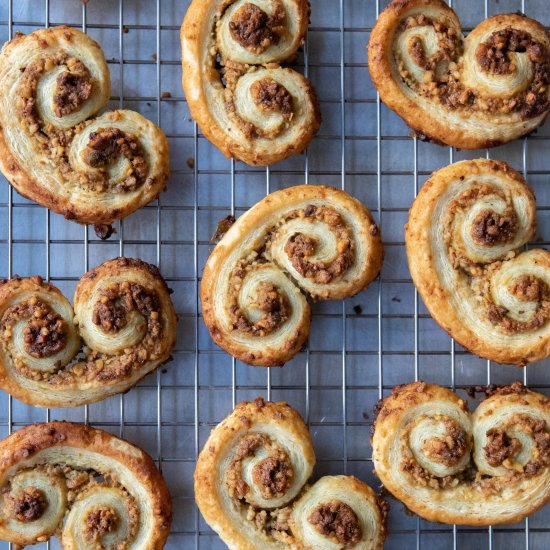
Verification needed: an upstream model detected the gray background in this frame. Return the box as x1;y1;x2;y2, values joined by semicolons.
0;0;549;548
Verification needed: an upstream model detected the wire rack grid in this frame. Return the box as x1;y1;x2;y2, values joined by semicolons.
0;0;550;549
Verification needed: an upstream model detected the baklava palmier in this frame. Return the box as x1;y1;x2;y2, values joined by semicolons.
406;159;549;365
368;0;550;148
0;27;170;225
372;381;550;525
181;0;321;165
195;397;387;549
0;258;177;407
201;185;383;366
0;421;171;548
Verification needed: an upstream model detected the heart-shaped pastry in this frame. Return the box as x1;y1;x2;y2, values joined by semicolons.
368;0;550;148
372;381;550;525
195;397;388;549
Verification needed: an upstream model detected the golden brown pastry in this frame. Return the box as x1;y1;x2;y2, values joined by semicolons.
0;26;170;226
368;0;550;149
0;421;171;548
201;185;383;366
0;257;177;407
181;0;321;165
372;381;550;525
405;159;550;366
195;397;387;549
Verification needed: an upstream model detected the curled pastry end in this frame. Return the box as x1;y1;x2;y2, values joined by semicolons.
372;381;550;525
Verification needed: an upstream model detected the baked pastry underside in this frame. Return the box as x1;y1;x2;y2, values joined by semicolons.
1;0;550;548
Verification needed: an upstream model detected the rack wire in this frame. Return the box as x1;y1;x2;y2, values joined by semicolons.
0;1;549;549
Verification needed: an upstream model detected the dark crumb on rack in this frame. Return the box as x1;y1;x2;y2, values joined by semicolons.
161;368;167;374
353;305;362;315
187;158;195;169
122;25;129;34
152;53;157;61
212;215;236;244
362;411;369;420
94;223;115;240
161;91;172;98
392;296;401;303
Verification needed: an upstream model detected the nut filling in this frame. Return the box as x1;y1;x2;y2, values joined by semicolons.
82;127;149;193
252;455;294;500
53;65;92;117
228;272;290;337
283;206;354;284
420;416;470;467
228;2;284;54
484;415;550;475
6;486;47;522
1;296;68;359
470;209;519;246
226;434;293;501
84;506;119;542
308;500;362;546
250;78;293;116
92;282;161;335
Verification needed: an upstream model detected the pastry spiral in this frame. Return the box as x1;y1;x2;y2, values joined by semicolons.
181;0;321;166
201;185;383;366
405;159;550;366
195;397;387;549
0;26;170;225
0;257;177;407
368;0;550;149
0;421;171;548
372;381;550;525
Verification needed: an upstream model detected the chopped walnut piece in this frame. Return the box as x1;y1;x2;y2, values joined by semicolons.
308;500;362;545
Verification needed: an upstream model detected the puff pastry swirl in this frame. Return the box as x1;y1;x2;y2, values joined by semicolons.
368;0;550;149
0;26;170;225
405;159;550;366
0;257;177;407
181;0;321;165
195;397;387;549
0;421;171;548
201;185;383;366
372;381;550;525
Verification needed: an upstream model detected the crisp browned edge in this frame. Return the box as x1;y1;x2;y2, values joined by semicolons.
0;257;177;407
0;26;170;225
180;0;321;166
0;421;172;548
200;185;384;367
194;399;315;549
404;158;550;366
372;381;550;525
367;0;550;149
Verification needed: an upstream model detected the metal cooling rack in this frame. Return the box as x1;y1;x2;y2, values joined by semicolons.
0;0;549;548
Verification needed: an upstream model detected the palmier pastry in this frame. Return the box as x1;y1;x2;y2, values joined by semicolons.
181;0;321;165
0;421;171;548
0;26;170;225
372;381;550;525
368;0;550;149
195;397;387;549
201;185;383;366
405;159;550;366
0;257;177;407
